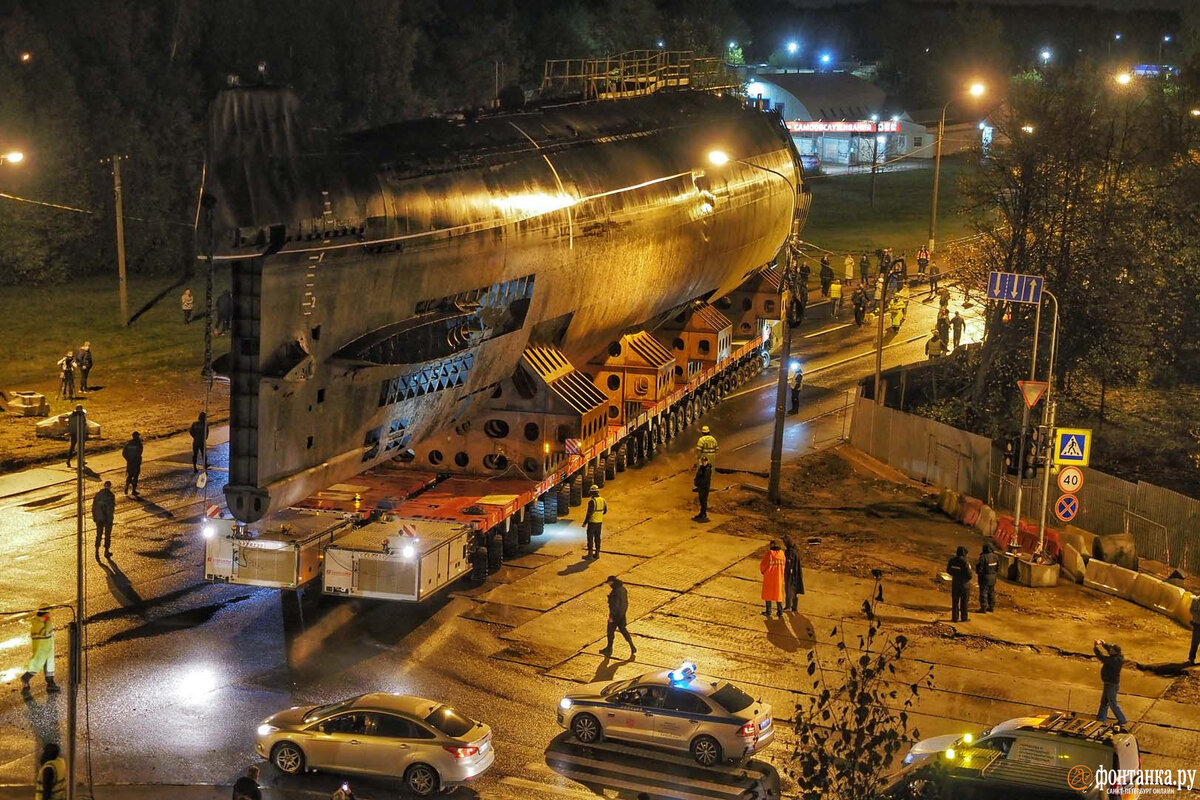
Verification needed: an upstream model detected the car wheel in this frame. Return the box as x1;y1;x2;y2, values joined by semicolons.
571;713;603;744
405;763;440;797
271;741;305;775
691;735;722;767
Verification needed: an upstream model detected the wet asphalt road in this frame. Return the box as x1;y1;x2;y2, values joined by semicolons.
0;289;980;798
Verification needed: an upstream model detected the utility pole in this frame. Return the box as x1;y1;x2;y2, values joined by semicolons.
768;248;794;504
68;404;86;800
873;264;900;406
1036;291;1060;553
108;156;129;325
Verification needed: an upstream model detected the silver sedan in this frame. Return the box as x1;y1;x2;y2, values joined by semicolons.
557;664;774;766
255;692;494;796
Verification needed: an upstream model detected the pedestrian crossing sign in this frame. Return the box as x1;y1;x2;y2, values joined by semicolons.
1053;428;1092;467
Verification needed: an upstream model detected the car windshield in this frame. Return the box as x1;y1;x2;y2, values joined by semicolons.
710;683;754;713
424;705;477;738
602;679;634;695
303;696;360;723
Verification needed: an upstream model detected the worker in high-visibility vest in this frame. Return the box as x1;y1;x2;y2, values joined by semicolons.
35;742;66;800
20;608;61;694
581;485;607;560
696;426;719;466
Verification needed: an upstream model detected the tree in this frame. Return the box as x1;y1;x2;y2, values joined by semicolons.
788;577;933;800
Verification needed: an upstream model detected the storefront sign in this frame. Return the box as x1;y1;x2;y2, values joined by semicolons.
786;120;900;134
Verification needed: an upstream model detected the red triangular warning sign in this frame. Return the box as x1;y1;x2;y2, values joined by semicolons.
1018;380;1048;409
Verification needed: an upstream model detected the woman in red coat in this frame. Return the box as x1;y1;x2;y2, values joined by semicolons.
760;540;786;618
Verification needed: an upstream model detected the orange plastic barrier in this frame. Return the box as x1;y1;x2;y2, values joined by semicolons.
960;496;983;526
992;514;1015;551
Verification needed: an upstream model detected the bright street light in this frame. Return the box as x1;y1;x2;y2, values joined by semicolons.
1114;33;1122;41
929;82;985;253
728;41;736;49
786;41;798;55
707;150;729;166
1;151;23;164
19;51;31;63
819;53;832;65
1021;124;1035;134
1190;109;1200;118
1039;49;1052;63
1115;72;1132;85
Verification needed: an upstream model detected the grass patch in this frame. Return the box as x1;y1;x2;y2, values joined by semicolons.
0;272;230;469
801;157;977;255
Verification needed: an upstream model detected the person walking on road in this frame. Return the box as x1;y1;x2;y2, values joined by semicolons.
843;253;855;282
928;264;941;298
122;431;144;497
925;330;946;360
859;252;871;284
20;609;61;693
696;425;719;466
951;310;965;351
181;288;195;323
216;289;233;336
56;352;75;401
75;341;93;393
947;545;972;623
760;540;786;618
783;537;805;612
1094;639;1128;727
851;284;867;326
975;543;1000;613
693;456;712;523
788;368;803;414
190;411;209;472
600;575;636;658
829;279;843;319
819;255;833;297
232;765;262;800
582;485;607;559
92;480;116;559
916;246;930;276
36;743;66;800
937;306;950;345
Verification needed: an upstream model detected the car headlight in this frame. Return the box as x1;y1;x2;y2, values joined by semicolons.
559;698;572;710
257;724;279;736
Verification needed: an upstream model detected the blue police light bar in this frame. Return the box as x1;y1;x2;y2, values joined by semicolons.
669;661;697;682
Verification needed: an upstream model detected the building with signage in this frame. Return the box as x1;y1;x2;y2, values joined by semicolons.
745;71;932;168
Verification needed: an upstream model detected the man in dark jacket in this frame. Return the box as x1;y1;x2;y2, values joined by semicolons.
788;369;803;414
75;342;93;393
975;543;1000;612
122;432;143;497
190;412;209;472
693;456;713;522
947;545;972;622
216;290;233;336
232;764;262;800
600;575;636;659
859;252;871;283
92;481;116;558
1094;639;1127;726
819;256;834;297
784;537;805;612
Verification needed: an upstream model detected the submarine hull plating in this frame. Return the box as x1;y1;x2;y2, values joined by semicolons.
208;89;802;523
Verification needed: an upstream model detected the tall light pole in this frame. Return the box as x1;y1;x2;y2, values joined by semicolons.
1035;291;1060;554
928;81;985;254
102;155;130;325
708;150;801;503
1159;35;1171;63
68;404;86;800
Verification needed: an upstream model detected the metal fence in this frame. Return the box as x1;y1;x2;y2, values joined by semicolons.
849;394;1200;573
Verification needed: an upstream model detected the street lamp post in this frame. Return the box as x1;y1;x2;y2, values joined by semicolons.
928;82;985;254
68;404;86;800
1159;35;1171;63
707;150;800;503
1035;291;1060;554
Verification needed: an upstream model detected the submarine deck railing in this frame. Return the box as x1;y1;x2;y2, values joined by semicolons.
541;50;741;101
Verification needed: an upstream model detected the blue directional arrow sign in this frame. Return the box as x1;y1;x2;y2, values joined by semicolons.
986;271;1044;305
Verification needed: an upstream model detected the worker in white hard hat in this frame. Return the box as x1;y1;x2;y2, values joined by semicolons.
696;425;719;467
582;484;607;559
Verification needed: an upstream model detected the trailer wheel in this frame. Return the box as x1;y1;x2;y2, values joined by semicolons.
593;458;605;488
760;348;771;371
516;513;532;546
604;455;616;481
542;492;558;525
557;483;571;517
488;532;504;572
615;446;626;472
530;501;545;537
570;473;583;506
502;524;519;558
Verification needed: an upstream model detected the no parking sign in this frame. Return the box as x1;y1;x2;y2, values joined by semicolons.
1055;494;1079;523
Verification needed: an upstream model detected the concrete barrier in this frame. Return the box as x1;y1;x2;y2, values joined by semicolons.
974;505;998;538
1174;593;1197;627
996;550;1020;582
1129;573;1187;618
941;490;960;519
1064;524;1098;559
1095;533;1138;571
1061;543;1086;583
960;496;982;526
1083;559;1139;598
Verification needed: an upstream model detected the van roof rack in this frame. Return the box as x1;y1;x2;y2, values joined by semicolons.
1022;711;1121;743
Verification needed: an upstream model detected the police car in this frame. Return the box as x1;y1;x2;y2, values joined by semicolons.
557;662;774;766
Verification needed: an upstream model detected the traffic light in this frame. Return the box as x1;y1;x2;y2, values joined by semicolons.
1002;437;1020;475
1023;425;1050;479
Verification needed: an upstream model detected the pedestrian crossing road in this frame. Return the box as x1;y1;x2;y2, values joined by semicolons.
543;734;778;800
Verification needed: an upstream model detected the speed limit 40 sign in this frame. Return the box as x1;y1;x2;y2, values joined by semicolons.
1057;466;1085;494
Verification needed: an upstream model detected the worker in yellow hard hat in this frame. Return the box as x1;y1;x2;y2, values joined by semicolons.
696;425;719;466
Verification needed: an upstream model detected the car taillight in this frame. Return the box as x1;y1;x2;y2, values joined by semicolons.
739;722;756;737
443;746;479;759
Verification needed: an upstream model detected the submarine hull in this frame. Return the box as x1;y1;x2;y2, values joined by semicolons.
208;89;802;523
